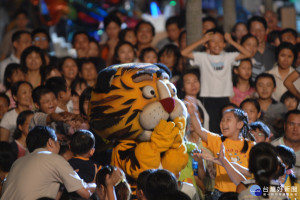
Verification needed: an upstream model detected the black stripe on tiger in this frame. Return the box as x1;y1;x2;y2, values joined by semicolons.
90;95;122;106
90;117;123;130
122;99;136;105
125;109;142;125
120;79;133;90
90;106;131;120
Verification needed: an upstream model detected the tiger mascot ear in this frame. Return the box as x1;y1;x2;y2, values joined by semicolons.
94;67;118;93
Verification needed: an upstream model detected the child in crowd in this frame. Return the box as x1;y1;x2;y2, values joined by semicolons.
267;42;299;101
113;41;136;64
280;91;299;111
59;56;79;87
78;58;98;87
238;142;287;199
249;121;270;143
181;28;251;133
240;98;261;123
267;30;281;47
3;63;25;108
136;169;155;200
276;145;300;198
177;68;209;130
79;87;92;120
139;47;158;63
284;62;300;100
119;28;137;46
280;28;298;45
231;58;255;106
96;165;130;200
88;38;101;58
71;78;87;97
240;34;259;81
0;81;32;142
255;73;288;139
11;110;34;158
0;93;9;122
45;77;72;113
159;44;182;84
186;97;255;200
231;23;248;44
219;103;238;118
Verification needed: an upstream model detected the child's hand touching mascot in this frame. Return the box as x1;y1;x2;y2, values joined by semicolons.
89;63;188;179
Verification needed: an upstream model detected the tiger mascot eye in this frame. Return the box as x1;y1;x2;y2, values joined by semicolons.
89;63;188;179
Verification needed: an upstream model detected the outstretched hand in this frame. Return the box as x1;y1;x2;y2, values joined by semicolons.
224;33;233;43
184;96;198;116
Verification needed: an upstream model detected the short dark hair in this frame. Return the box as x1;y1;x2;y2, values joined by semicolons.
31;27;51;42
118;28;134;42
280;91;299;105
275;42;297;65
267;30;281;44
71;77;87;95
11;81;33;98
32;86;54;104
26;126;57;152
240;98;261;113
13;9;29;19
135;20;155;36
165;16;182;30
113;41;136;64
137;169;155;191
71;31;90;45
284;109;300;123
77;57;97;73
139;47;157;62
13;110;34;140
247;16;267;31
249;121;271;138
255;73;276;88
12;30;31;43
240;33;258;45
45;77;67;98
96;165;115;187
104;14;122;30
280;28;298;42
158;44;181;70
4;63;25;89
202;16;218;27
70;130;95;155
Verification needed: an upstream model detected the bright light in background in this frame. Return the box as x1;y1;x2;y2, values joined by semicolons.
170;1;176;6
150;2;160;17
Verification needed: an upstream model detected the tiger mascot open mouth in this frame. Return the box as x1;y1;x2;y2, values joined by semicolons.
89;63;188;179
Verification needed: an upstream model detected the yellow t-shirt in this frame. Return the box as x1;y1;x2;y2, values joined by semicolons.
283;175;300;200
203;132;254;192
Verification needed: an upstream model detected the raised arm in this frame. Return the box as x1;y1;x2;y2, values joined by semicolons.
224;33;251;60
284;70;300;100
185;97;209;142
181;32;213;59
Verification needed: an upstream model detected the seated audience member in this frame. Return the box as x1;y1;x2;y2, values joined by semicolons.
237;142;287;199
0;81;32;142
45;77;72;113
11;110;34;158
156;15;183;50
276;145;300;198
44;65;62;81
255;73;288;139
267;42;299;102
3;63;25;108
249;121;271;143
0;93;10;122
0;142;17;197
71;77;87;97
202;16;217;35
58;56;79;88
1;126;96;199
138;47;158;63
88;38;101;58
272;110;300;180
112;41;136;64
78;58;98;87
264;10;281;34
136;169;155;200
280;28;298;45
96;165;130;200
240;98;261;123
118;28;137;46
79;87;92;120
72;31;91;59
231;23;248;44
280;91;299;111
135;20;156;57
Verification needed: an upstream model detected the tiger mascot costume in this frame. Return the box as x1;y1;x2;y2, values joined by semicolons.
89;63;189;182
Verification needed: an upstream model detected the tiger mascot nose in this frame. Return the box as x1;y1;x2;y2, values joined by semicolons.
159;97;175;113
157;80;175;113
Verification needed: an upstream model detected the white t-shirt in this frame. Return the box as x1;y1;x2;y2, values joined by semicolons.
0;108;18;142
192;51;239;97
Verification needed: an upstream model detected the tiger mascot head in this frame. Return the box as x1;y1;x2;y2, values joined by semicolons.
88;63;187;145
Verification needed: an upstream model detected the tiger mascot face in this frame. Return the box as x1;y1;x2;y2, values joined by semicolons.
89;63;187;144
